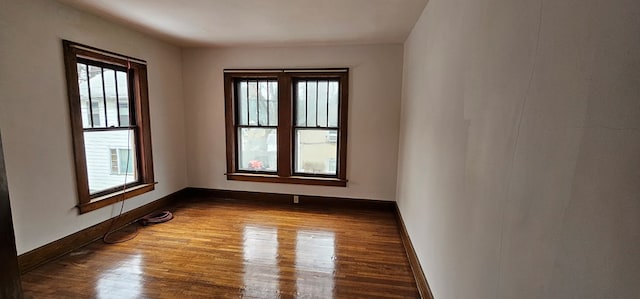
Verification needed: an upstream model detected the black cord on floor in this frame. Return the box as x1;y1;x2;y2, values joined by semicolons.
102;196;139;244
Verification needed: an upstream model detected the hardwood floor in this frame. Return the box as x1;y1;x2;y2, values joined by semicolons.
21;196;419;298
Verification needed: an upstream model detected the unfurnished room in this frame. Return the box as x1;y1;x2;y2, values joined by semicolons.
0;0;639;298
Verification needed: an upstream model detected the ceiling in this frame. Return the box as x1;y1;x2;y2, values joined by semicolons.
57;0;428;47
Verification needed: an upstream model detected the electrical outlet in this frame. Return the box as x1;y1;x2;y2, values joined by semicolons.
293;195;299;204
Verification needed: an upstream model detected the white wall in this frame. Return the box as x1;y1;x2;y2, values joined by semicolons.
182;45;403;201
397;0;640;298
0;0;188;254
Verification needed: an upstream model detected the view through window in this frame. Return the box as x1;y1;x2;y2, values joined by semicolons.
76;61;137;194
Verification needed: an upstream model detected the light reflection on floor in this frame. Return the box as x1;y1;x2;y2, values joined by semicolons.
95;253;143;299
242;224;337;298
296;230;336;298
22;199;419;298
243;225;280;298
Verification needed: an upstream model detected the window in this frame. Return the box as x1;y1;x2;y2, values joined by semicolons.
63;40;154;213
236;79;278;172
224;69;348;186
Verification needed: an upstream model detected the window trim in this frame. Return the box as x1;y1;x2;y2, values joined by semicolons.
224;69;348;187
63;40;155;214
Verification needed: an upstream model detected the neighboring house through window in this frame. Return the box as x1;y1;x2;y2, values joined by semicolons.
224;69;348;186
63;40;154;213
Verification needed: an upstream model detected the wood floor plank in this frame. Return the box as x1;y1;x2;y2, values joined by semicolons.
21;196;419;298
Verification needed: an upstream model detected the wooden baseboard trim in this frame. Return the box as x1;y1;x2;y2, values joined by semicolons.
18;188;189;274
395;203;434;299
186;187;395;210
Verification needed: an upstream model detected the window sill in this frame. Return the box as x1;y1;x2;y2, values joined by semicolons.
77;183;156;214
226;173;347;187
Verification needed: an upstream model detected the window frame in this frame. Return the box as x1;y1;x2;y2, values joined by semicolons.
224;69;348;187
63;40;155;214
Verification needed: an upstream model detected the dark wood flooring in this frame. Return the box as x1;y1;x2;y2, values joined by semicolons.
21;196;419;298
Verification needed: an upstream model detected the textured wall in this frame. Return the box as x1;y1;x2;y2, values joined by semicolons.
397;0;640;297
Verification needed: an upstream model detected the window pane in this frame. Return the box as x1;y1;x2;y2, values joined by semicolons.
238;79;276;127
238;81;248;125
317;81;328;127
295;129;338;175
328;81;339;127
258;81;268;126
268;81;278;126
306;81;317;127
84;130;137;194
296;81;306;126
88;65;106;128
248;81;258;125
77;63;91;128
116;71;130;126
238;128;277;172
103;69;119;127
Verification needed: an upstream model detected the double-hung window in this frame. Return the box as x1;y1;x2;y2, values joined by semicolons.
235;78;279;173
224;69;348;186
63;41;154;213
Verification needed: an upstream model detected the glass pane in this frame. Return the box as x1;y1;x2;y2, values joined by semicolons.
268;81;278;126
295;129;338;175
238;79;277;127
296;81;306;126
84;130;137;194
238;128;277;172
116;71;130;126
258;81;268;125
328;81;339;127
248;81;258;125
307;81;317;127
88;65;106;127
238;81;248;125
77;63;91;128
317;81;328;127
103;69;118;127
